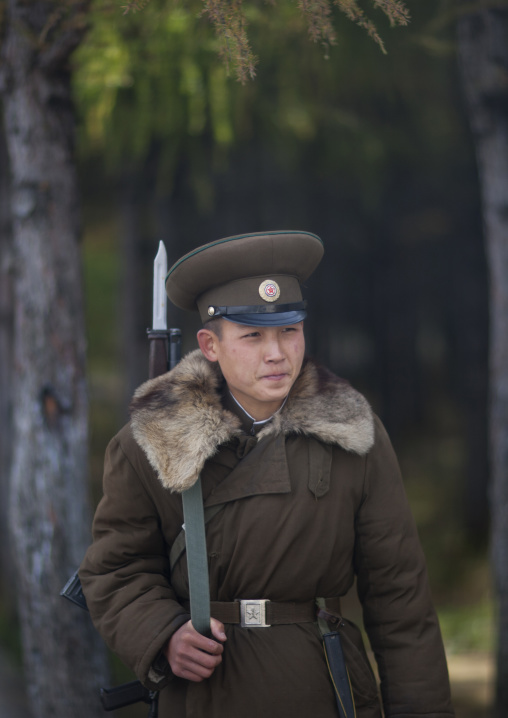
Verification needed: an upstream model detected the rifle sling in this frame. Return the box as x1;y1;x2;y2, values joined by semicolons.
181;477;213;637
170;502;225;572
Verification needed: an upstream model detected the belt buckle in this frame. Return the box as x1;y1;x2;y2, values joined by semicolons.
237;599;270;628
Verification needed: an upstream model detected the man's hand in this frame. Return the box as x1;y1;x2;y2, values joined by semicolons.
165;618;227;682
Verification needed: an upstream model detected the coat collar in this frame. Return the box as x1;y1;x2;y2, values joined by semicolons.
130;349;374;493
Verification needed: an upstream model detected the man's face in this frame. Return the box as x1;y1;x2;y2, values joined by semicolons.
197;320;305;421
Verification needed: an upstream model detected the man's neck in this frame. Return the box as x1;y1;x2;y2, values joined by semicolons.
226;391;287;435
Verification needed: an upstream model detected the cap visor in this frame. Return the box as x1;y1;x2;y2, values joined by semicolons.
223;310;307;327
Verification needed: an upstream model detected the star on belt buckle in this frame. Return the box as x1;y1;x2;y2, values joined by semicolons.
237;599;270;628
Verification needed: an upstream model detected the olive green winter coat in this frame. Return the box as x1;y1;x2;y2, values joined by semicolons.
79;350;454;718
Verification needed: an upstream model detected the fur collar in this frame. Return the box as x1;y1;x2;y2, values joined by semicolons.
130;349;374;493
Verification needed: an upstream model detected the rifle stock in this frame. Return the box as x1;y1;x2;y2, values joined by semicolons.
100;681;154;711
147;330;169;379
60;570;87;611
147;327;181;378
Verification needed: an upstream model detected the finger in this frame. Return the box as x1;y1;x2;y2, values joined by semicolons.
185;629;224;655
173;649;223;680
210;618;227;642
167;620;223;679
179;645;223;671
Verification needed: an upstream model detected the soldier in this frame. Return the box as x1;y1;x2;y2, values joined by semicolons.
79;231;454;718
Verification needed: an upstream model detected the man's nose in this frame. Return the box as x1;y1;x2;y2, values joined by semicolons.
263;337;285;361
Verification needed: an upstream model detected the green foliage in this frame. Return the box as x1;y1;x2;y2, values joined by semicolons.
122;0;152;11
439;600;494;654
73;2;233;167
331;0;409;53
201;0;257;82
72;0;417;170
119;0;409;81
71;0;468;221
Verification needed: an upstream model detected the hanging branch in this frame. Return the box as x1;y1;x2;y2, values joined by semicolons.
121;0;410;76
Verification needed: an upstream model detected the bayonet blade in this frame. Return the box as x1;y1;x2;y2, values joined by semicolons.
152;240;167;331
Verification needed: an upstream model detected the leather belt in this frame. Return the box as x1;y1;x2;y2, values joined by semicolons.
182;597;342;628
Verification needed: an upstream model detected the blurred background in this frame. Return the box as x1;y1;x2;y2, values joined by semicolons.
0;0;496;715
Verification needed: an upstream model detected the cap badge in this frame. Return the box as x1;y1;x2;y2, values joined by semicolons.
259;279;280;303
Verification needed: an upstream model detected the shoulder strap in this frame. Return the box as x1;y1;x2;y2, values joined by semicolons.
181;476;212;636
170;503;225;572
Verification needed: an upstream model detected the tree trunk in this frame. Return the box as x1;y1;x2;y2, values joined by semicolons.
456;8;508;715
0;108;16;605
0;3;109;716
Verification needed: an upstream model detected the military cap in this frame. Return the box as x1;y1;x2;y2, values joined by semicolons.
166;230;324;327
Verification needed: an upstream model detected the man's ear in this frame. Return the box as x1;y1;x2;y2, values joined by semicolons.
197;328;220;362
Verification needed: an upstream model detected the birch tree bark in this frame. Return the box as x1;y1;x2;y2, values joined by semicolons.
457;8;508;715
0;3;108;716
0;112;15;603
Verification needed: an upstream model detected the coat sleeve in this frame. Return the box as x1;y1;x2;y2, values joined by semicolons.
79;427;190;690
354;416;454;718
